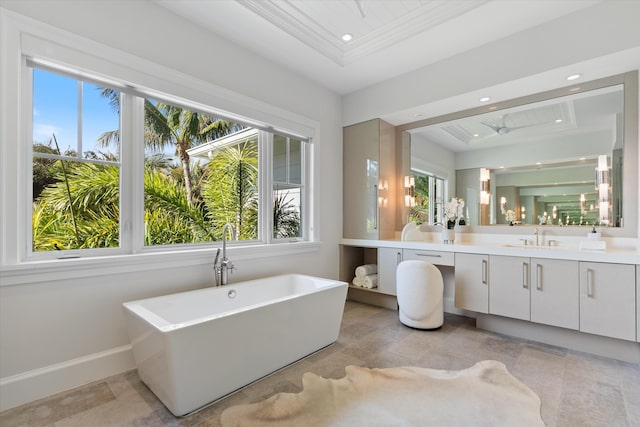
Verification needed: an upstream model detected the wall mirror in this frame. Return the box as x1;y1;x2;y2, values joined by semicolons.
399;71;638;237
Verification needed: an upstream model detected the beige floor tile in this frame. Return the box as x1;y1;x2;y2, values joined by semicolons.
1;301;635;426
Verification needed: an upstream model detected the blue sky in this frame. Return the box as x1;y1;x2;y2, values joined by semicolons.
32;68;120;156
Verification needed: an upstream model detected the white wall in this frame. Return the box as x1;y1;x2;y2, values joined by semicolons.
0;0;342;410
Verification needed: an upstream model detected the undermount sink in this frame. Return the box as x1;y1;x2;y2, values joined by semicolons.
502;244;564;250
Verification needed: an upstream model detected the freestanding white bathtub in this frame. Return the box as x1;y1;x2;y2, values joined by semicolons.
122;274;347;416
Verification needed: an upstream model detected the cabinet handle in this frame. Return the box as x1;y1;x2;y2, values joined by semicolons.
536;264;542;291
416;253;442;258
586;268;594;298
482;259;488;285
522;262;529;289
373;184;378;230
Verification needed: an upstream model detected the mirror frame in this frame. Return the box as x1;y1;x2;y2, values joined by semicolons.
397;71;638;238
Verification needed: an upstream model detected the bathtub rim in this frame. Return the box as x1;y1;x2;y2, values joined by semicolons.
123;273;347;333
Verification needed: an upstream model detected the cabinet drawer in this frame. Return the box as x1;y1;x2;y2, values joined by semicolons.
403;249;454;266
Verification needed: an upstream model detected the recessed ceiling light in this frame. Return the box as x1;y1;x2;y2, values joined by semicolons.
567;73;581;81
555;119;563;123
473;133;479;137
479;97;491;102
342;33;353;42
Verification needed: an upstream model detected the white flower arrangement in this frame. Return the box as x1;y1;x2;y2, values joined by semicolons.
444;197;465;229
504;209;516;223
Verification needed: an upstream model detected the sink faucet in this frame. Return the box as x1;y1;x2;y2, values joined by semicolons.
214;223;236;286
534;227;539;246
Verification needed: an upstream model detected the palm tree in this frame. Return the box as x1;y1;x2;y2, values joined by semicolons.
273;189;301;238
32;161;120;250
97;88;244;204
201;141;259;240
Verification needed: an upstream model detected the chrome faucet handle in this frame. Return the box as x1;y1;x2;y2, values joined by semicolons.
214;248;221;268
519;238;528;246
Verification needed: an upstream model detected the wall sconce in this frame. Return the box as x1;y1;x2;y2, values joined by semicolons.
480;168;491;205
378;180;388;208
520;206;526;220
596;154;610;225
500;197;507;214
404;176;415;207
552;205;557;220
580;193;586;214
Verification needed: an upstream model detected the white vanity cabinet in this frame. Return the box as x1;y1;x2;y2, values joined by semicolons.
377;247;402;295
489;255;530;321
454;253;489;313
637;265;640;343
530;258;579;330
489;256;580;329
579;262;636;341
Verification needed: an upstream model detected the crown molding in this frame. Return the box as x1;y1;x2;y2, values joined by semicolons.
237;0;488;67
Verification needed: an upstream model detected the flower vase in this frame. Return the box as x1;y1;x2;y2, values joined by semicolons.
442;228;455;244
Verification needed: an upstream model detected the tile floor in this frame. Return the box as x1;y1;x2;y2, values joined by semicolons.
2;300;639;426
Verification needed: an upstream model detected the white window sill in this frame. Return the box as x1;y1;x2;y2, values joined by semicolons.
0;241;322;286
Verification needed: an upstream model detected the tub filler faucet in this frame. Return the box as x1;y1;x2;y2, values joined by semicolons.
214;223;236;286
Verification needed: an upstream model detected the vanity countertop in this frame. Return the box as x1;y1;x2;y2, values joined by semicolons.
340;237;640;265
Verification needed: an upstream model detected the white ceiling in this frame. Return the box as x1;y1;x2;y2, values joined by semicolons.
155;0;603;95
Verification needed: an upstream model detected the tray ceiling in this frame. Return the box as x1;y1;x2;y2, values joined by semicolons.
155;0;602;94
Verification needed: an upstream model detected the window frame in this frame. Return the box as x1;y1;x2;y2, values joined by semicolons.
0;10;320;280
272;134;305;242
409;169;446;226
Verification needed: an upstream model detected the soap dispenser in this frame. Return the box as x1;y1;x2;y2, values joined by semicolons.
587;226;601;241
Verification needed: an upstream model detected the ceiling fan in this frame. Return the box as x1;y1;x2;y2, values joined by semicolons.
481;114;540;135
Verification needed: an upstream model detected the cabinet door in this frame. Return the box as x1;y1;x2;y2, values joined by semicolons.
489;255;530;321
531;258;579;330
637;265;640;343
454;253;489;313
378;247;402;295
343;120;379;239
580;262;635;341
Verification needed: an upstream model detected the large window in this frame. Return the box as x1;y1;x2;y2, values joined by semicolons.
26;63;309;260
31;67;121;252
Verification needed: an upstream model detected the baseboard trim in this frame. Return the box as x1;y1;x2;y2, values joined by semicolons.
476;314;640;364
0;344;135;412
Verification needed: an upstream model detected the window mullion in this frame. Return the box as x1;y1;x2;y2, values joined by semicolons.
122;95;146;253
20;62;35;262
259;131;273;244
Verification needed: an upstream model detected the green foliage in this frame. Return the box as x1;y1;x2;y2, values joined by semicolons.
32;162;120;251
273;189;301;239
31;141;294;250
409;174;430;224
32;143;59;198
143;168;213;245
201;142;259;240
